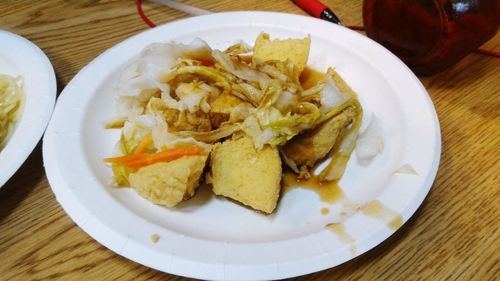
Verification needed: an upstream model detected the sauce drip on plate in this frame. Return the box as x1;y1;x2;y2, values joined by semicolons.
360;200;404;230
283;169;403;230
282;171;344;204
326;223;356;254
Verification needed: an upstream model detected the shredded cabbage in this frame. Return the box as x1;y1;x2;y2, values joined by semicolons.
116;39;212;116
212;50;270;88
0;74;23;149
356;114;384;163
175;82;212;113
320;75;349;114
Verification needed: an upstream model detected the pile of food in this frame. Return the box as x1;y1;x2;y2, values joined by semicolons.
104;33;363;214
0;74;23;150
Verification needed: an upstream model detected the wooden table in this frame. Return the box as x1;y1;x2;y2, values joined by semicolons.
1;1;498;280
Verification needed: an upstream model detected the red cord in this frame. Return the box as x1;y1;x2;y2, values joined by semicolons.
135;2;498;58
136;0;157;28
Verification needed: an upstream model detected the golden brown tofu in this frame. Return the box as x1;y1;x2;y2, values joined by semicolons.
281;108;355;176
162;108;212;132
253;32;311;72
210;136;282;214
209;94;248;128
129;155;208;207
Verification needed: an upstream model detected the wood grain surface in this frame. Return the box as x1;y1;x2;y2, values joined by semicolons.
1;1;499;280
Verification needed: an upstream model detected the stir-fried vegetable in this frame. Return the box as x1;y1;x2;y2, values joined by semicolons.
132;133;153;154
105;34;367;189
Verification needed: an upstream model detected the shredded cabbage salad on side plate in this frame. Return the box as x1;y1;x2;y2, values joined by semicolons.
0;74;24;150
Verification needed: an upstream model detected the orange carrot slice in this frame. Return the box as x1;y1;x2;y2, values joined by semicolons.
104;146;203;169
104;154;145;164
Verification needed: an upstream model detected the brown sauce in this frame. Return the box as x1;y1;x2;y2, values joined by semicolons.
326;223;356;254
282;171;344;204
300;67;325;90
283;170;403;230
360;200;404;230
150;234;160;243
282;163;403;231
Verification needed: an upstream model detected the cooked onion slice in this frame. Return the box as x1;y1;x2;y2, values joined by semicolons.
356;114;384;163
174;123;241;143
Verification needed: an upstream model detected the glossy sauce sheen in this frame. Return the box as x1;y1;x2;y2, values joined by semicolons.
282;171;404;230
282;171;344;204
300;66;325;90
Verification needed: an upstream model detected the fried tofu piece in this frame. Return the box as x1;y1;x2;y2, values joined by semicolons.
129;155;208;207
210;136;282;214
281;107;356;176
283;67;359;178
210;94;249;128
253;32;311;72
163;107;212;132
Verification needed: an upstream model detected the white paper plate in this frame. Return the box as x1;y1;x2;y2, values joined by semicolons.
0;30;56;188
43;12;440;280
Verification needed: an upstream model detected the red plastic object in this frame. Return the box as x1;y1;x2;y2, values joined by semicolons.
293;0;328;18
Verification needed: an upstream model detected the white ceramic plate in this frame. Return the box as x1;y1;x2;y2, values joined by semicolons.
0;30;56;188
43;12;440;280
